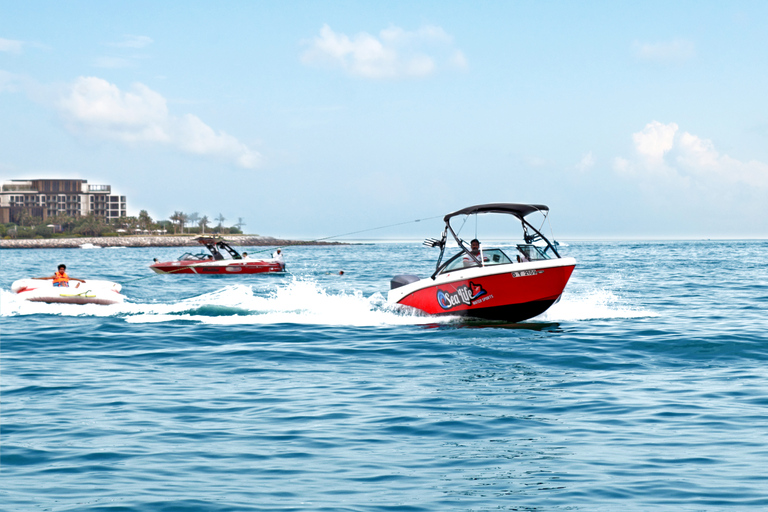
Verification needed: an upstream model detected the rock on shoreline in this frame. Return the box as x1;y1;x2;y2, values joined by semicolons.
0;235;341;250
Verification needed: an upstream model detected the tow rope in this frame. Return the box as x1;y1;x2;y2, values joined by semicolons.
122;214;443;284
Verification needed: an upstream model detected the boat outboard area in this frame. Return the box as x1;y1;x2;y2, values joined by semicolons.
388;203;576;322
150;236;286;275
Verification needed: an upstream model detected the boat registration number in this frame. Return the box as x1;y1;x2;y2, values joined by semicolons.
511;270;541;278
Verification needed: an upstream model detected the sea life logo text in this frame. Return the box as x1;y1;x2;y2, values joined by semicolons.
437;282;487;310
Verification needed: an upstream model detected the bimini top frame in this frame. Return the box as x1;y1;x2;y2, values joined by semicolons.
427;203;561;279
195;236;243;261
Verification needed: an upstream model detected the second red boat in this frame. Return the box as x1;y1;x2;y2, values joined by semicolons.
150;236;286;275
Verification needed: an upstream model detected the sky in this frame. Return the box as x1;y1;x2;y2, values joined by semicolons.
2;1;768;240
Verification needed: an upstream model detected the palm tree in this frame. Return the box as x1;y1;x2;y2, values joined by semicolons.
180;212;189;234
138;210;153;232
199;215;210;234
50;212;76;233
170;211;184;234
74;214;107;237
121;216;139;233
17;209;35;227
187;212;200;233
215;213;226;232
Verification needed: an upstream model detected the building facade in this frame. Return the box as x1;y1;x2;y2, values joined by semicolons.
0;179;127;224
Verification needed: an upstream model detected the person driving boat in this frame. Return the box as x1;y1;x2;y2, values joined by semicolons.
464;239;488;266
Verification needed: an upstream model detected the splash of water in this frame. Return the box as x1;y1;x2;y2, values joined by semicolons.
2;278;651;325
1;279;446;327
540;288;656;322
129;279;449;326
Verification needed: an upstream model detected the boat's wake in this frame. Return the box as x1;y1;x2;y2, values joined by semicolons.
1;280;448;326
125;281;438;326
540;288;657;321
1;279;654;325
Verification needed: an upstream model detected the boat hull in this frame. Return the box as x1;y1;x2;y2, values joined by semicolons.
150;259;285;275
388;258;576;322
11;279;125;305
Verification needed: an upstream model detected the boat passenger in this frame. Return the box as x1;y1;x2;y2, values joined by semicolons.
242;252;249;259
39;264;85;287
272;249;284;262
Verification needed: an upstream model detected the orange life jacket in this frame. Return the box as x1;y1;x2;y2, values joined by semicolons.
53;270;69;285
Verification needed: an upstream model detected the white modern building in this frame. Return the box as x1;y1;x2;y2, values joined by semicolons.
0;179;127;224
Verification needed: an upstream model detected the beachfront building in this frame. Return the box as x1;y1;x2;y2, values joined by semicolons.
0;179;127;224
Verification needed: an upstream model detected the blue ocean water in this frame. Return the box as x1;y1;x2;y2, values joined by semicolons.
2;240;768;511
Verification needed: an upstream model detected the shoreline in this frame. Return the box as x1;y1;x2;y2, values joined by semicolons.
0;235;342;250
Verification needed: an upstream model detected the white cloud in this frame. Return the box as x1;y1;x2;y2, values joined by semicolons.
451;50;468;69
0;70;40;97
57;77;260;168
614;121;768;189
632;121;677;164
301;24;467;79
106;35;154;49
0;37;24;54
0;70;19;92
613;157;630;174
524;156;552;168
576;151;595;171
172;114;260;168
95;35;153;68
676;131;768;188
633;39;695;62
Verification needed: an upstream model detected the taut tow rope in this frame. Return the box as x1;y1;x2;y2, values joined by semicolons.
121;214;443;284
248;214;444;255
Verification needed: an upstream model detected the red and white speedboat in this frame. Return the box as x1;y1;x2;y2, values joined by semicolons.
388;203;576;322
150;237;286;275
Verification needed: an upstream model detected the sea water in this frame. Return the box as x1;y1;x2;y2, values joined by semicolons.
2;241;768;511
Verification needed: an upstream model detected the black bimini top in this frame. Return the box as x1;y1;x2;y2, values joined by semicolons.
196;236;224;245
444;203;549;222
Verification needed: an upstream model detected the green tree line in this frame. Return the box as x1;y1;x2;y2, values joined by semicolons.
1;210;247;239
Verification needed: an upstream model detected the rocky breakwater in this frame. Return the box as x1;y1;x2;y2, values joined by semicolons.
0;235;338;249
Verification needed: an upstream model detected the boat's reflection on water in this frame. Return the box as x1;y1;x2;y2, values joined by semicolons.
421;319;562;331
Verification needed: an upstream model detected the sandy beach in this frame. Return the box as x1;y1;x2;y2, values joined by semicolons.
0;235;337;250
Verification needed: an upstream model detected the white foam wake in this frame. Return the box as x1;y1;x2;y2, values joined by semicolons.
130;280;451;326
539;288;656;322
2;280;450;327
3;279;649;325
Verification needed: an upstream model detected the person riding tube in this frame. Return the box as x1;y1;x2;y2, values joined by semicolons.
39;264;86;287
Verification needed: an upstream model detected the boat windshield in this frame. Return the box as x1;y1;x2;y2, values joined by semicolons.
439;248;513;273
178;252;209;261
516;244;553;262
